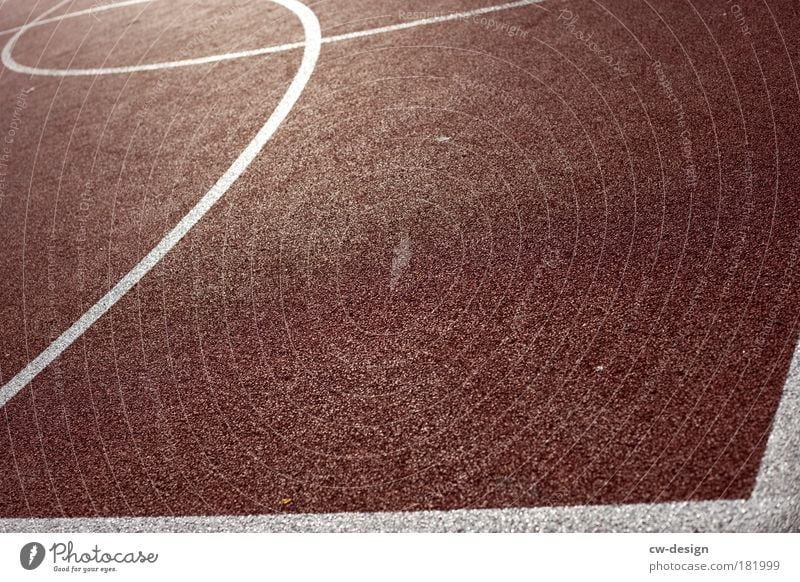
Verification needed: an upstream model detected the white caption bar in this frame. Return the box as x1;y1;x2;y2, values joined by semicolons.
0;532;798;581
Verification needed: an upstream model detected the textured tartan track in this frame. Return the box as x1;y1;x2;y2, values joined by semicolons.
0;0;799;529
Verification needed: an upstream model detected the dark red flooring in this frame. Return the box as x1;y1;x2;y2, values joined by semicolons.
1;0;799;518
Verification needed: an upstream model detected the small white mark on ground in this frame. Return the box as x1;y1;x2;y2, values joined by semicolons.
390;232;412;291
435;135;451;142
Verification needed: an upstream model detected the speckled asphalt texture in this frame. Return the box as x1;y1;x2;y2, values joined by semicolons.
0;0;798;532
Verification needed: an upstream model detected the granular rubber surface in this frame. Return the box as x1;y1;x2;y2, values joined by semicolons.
0;0;798;528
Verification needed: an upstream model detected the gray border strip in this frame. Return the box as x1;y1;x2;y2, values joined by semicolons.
0;0;797;533
0;498;797;533
0;348;797;532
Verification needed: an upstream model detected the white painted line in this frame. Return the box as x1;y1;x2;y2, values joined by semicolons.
0;0;321;408
320;0;541;47
0;345;796;532
1;0;543;77
0;0;543;401
0;0;794;532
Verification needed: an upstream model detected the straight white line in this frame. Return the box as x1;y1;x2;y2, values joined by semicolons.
0;1;544;400
0;0;322;408
321;0;540;45
1;0;543;77
0;0;795;533
0;351;796;532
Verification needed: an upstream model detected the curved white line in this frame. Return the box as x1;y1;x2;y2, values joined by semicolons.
0;0;545;405
0;0;322;407
1;0;541;77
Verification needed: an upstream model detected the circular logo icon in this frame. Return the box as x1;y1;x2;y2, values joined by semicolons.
20;542;46;570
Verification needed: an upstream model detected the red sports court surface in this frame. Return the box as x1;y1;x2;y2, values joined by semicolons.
0;0;798;529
